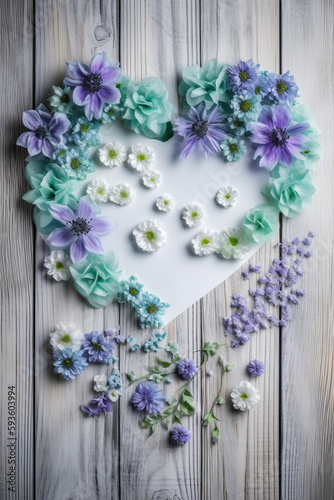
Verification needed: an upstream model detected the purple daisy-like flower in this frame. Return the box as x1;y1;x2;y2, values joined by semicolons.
247;359;265;377
81;331;114;364
81;392;112;417
228;59;260;93
267;71;299;105
47;196;117;263
177;358;198;380
170;425;191;445
17;104;70;157
131;381;166;414
174;105;227;158
248;105;309;170
64;52;122;120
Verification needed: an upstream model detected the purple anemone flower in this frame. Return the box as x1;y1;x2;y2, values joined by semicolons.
17;104;70;157
131;381;166;414
81;392;112;417
248;105;309;170
177;358;198;380
64;52;122;120
170;425;191;445
228;58;260;93
174;105;227;158
47;196;117;263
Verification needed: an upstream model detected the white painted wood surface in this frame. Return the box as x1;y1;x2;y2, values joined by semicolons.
1;0;333;498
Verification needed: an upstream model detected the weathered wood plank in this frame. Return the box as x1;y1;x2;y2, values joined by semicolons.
33;1;121;499
200;1;280;498
281;0;334;498
0;1;35;498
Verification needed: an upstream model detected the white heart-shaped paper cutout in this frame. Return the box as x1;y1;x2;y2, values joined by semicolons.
82;120;269;324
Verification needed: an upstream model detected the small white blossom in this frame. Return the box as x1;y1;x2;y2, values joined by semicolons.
86;178;110;203
98;141;126;167
142;169;161;189
44;250;71;281
109;183;135;206
93;374;108;392
219;227;251;259
156;194;175;212
216;186;238;207
133;219;167;252
50;322;83;351
127;144;156;172
182;202;206;227
230;381;260;411
108;389;121;402
192;228;219;256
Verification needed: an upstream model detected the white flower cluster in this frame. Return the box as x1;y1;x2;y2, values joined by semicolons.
190;226;251;258
86;179;135;206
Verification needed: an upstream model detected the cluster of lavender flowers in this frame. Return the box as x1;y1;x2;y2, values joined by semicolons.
224;232;315;347
81;367;122;418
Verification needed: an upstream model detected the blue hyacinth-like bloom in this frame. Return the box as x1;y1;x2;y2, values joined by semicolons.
81;331;115;364
53;348;88;380
247;359;265;377
267;71;299;105
177;358;198;380
131;381;166;414
228;59;260;93
170;425;191;445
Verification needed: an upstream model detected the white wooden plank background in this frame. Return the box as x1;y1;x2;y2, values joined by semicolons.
1;0;333;499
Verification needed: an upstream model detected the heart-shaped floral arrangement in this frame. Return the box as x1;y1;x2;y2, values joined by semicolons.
18;53;320;325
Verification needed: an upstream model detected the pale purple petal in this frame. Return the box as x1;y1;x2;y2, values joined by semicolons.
279;147;293;166
70;236;87;263
22;110;42;130
49;204;76;224
273;106;291;129
49;112;70;138
89;93;104;118
42;137;57;158
47;227;75;247
73;86;90;106
100;66;122;85
90;216;117;236
287;122;310;134
84;103;93;121
77;197;96;220
27;134;43;156
98;85;121;103
82;234;104;254
257;106;274;128
64;61;88;86
89;53;108;74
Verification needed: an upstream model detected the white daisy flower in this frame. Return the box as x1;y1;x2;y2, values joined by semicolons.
86;178;110;203
216;186;238;207
230;381;260;411
133;219;167;252
50;322;83;351
108;389;122;402
44;250;71;281
219;227;251;259
182;202;206;227
191;228;219;256
98;141;126;167
156;194;175;212
127;144;156;172
142;169;161;189
109;183;135;206
93;374;108;392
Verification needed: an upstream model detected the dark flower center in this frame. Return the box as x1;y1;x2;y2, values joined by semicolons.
229;143;239;154
70;217;92;236
129;287;138;296
36;126;49;139
229;237;239;246
254;85;261;94
60;334;71;343
276;82;288;94
108;107;115;116
55;261;65;270
239;70;250;82
191;120;209;139
62;358;73;368
83;72;103;93
70;158;81;170
270;127;289;148
240;100;251;112
232;119;241;127
60;93;70;103
91;342;103;352
80;124;89;133
147;304;158;314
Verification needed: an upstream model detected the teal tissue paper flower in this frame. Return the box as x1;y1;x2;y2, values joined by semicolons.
122;76;175;140
70;251;121;308
291;103;321;170
178;58;229;110
23;162;78;233
263;163;316;218
243;203;280;243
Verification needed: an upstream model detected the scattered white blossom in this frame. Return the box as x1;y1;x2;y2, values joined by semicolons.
219;227;251;259
192;228;219;256
86;178;110;203
93;374;108;392
108;389;122;402
44;250;72;281
182;202;206;228
133;219;167;252
216;186;238;207
127;144;156;172
98;141;126;167
109;183;135;206
156;194;175;212
50;322;83;351
142;169;162;189
230;381;260;411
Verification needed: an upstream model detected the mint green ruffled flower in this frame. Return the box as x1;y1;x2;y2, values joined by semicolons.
243;203;279;243
70;251;121;308
23;162;78;233
291;103;321;170
263;163;316;218
122;76;175;141
178;59;229;110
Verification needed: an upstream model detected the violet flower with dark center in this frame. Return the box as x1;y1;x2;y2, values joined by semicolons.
131;381;166;414
177;358;198;380
64;52;122;120
170;425;192;445
47;196;116;263
17;103;70;157
228;58;260;93
174;105;227;158
248;105;309;170
81;331;114;364
81;392;112;417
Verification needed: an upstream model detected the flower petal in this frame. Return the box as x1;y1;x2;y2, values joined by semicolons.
89;52;108;74
64;61;88;86
91;216;117;236
47;227;75;247
77;197;96;220
70;236;87;263
49;204;76;224
101;66;122;85
27;134;43;156
89;93;104;119
49;112;70;138
22;110;42;130
273;105;291;129
72;86;90;106
82;234;104;254
42;137;57;158
98;85;121;104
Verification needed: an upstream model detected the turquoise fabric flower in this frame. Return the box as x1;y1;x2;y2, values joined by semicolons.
243;203;279;243
178;59;229;110
122;76;175;141
292;103;321;170
23;162;78;233
220;138;246;162
263;163;316;218
70;251;121;308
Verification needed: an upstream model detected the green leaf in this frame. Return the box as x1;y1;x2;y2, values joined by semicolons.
224;363;234;372
126;371;136;381
161;406;176;416
173;414;182;424
162;418;170;430
168;395;177;405
156;357;172;368
148;366;161;373
211;423;220;443
151;423;157;434
216;397;226;405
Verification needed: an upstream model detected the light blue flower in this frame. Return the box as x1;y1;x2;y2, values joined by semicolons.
108;368;122;392
220;137;246;162
243;203;280;243
226;116;246;136
118;275;144;306
100;103;122;124
70;251;121;308
48;86;74;115
122;76;175;141
230;91;262;122
136;292;170;329
291;104;321;170
178;58;229;110
53;348;88;380
263;163;316;218
61;146;95;180
267;71;299;105
143;330;167;352
69;116;100;147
